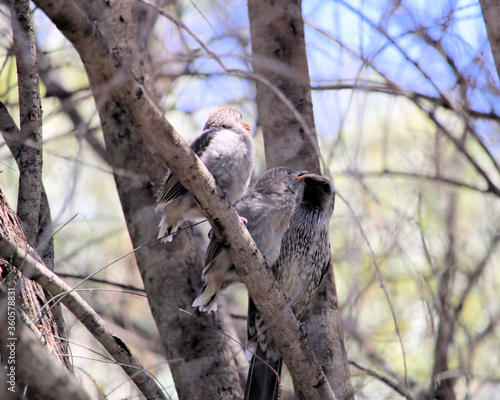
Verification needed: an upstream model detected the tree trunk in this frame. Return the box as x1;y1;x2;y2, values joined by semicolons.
73;1;243;398
247;0;353;398
0;185;82;398
480;0;500;79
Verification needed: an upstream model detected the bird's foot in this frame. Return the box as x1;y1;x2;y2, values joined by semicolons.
282;290;292;303
299;321;308;339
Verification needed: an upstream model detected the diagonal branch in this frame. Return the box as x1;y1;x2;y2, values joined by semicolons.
0;234;167;400
32;0;335;398
349;359;413;400
0;288;92;400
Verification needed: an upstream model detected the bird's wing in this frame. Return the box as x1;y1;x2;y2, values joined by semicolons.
203;235;224;274
157;127;220;206
157;172;187;206
190;127;219;157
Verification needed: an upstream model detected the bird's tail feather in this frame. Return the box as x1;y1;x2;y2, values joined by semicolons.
192;281;219;313
244;345;282;400
157;217;174;243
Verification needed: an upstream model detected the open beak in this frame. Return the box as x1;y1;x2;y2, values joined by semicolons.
242;122;251;131
294;171;311;181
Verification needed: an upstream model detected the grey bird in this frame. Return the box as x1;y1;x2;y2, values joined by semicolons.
156;107;255;242
192;168;310;312
244;173;335;400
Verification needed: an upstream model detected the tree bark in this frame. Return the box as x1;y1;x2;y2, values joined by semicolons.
247;0;352;397
0;229;168;400
0;184;76;398
33;0;335;398
52;1;243;398
0;102;72;375
0;286;92;400
248;0;320;173
9;0;43;246
480;0;500;79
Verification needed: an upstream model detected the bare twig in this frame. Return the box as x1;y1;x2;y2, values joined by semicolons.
349;359;413;399
0;294;92;400
312;81;500;123
307;17;500;196
32;1;336;398
57;272;145;292
137;0;331;179
0;233;168;400
335;190;410;389
347;170;488;194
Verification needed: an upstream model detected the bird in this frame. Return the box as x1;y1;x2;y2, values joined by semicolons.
156;107;255;242
244;173;335;400
192;167;310;313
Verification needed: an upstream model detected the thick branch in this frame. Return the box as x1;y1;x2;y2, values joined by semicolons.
248;0;320;173
480;0;500;80
0;234;167;400
32;0;334;398
0;292;91;400
9;0;43;246
247;0;351;397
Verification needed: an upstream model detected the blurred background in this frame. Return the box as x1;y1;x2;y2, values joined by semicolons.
1;0;500;398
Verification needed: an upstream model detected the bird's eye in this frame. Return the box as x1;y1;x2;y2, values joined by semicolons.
321;182;331;193
222;124;231;129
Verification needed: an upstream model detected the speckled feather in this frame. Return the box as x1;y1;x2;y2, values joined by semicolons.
156;108;255;242
245;174;335;400
192;168;308;312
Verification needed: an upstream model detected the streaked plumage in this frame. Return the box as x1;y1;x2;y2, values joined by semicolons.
192;168;309;312
245;173;335;400
156;107;255;242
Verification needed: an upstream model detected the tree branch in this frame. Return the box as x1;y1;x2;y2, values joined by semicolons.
480;0;500;80
312;81;500;123
0;234;168;400
349;359;413;400
32;0;335;398
9;0;44;246
0;291;92;400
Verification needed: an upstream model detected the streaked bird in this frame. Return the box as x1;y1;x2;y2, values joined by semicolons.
192;168;310;312
245;173;335;400
156;107;255;242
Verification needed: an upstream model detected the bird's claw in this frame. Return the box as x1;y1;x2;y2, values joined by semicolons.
299;321;308;339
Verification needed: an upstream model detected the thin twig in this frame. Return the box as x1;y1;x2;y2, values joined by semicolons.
0;233;168;400
336;190;410;389
349;359;413;399
137;0;332;180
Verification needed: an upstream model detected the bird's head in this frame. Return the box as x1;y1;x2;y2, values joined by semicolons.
253;167;310;197
301;174;335;214
203;107;251;132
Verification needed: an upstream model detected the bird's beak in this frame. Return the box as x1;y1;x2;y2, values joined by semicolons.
294;171;311;181
242;122;251;131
